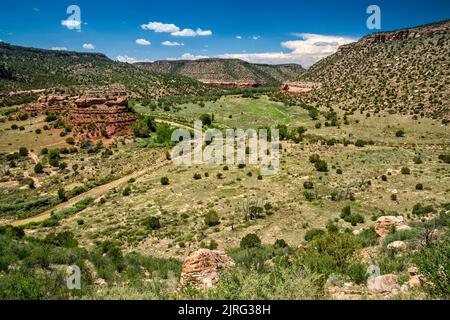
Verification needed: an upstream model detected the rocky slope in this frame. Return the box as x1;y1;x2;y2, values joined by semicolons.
0;42;209;100
135;58;305;85
297;19;450;120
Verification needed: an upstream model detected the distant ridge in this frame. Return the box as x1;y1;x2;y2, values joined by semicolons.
296;19;450;120
135;58;305;85
0;42;209;99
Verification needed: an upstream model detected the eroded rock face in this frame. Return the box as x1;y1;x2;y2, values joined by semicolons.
279;81;321;94
24;87;137;139
180;249;235;289
374;216;409;238
367;274;400;294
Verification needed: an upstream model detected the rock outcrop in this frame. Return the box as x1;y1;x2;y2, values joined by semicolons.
24;86;137;138
279;81;321;94
180;249;235;289
367;274;400;295
374;216;409;238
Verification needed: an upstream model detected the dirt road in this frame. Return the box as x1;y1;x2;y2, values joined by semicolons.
7;159;171;227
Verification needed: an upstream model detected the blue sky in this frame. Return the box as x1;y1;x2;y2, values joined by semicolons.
1;0;449;67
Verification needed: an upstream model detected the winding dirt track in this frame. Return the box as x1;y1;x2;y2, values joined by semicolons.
7;159;171;227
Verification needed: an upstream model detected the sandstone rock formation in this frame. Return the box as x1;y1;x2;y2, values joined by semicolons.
374;216;409;238
367;274;400;295
279;81;321;94
179;249;235;289
198;80;263;88
387;241;407;250
24;86;137;139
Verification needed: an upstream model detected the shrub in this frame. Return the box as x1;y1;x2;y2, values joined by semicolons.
355;227;378;247
160;177;170;185
314;160;328;172
274;239;288;248
401;167;411;175
336;168;343;174
347;263;369;284
355;139;366;147
412;203;434;216
19;147;28;157
416;183;424;190
193;173;202;180
204;210;220;227
143;217;161;230
34;163;44;174
383;229;422;246
381;175;388;182
395;129;405;137
57;188;67;202
132;116;156;138
413;156;423;164
240;233;261;249
309;154;320;163
66;137;75;145
44;231;78;248
308;108;319;120
122;186;131;196
305;228;325;242
200;114;212;126
438;154;450;164
414;234;450;299
35;129;41;134
303;181;314;189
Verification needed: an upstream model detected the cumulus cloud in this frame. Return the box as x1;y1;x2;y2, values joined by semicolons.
51;47;68;51
177;53;209;60
162;41;184;46
141;21;212;37
236;36;242;40
218;33;356;68
82;43;95;50
252;36;261;40
136;38;151;46
141;22;179;33
61;19;81;29
116;55;152;64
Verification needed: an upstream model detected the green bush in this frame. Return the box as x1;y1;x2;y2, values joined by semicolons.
395;129;405;137
347;263;369;284
401;167;411;175
143;217;161;230
314;160;328;172
414;234;450;299
19;147;28;157
34;163;44;174
160;177;170;185
412;203;435;216
204;210;220;227
305;229;325;242
122;186;131;196
303;181;314;189
240;233;261;249
383;229;422;246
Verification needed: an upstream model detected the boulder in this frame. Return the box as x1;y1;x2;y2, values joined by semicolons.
387;241;407;250
367;274;400;294
374;216;409;237
180;249;235;289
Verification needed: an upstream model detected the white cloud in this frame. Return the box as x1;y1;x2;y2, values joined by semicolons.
252;36;261;40
116;55;152;64
236;36;242;40
33;8;40;12
141;22;179;33
51;47;68;51
61;19;81;29
136;38;151;46
162;41;184;46
141;21;212;37
217;33;356;68
82;43;95;50
179;53;209;60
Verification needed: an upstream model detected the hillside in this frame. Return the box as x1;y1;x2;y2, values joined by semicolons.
298;19;450;120
135;58;305;85
0;42;209;100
